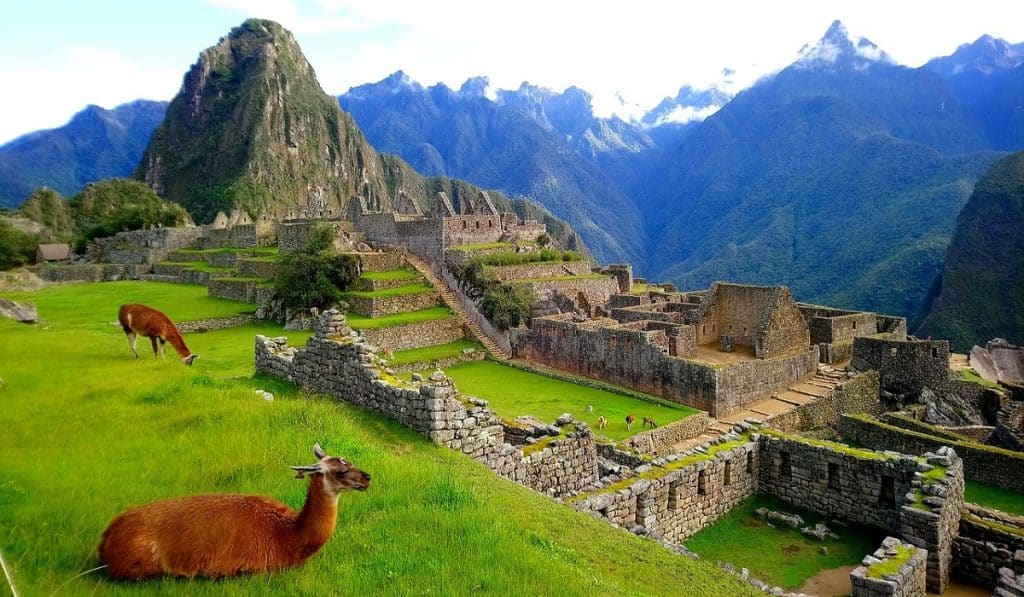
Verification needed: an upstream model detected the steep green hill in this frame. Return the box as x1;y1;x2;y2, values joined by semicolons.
135;19;391;223
916;151;1024;350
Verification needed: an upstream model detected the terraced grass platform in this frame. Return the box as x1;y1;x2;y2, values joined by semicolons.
360;267;421;281
0;281;756;596
434;361;699;441
343;282;435;299
345;306;455;329
388;340;483;367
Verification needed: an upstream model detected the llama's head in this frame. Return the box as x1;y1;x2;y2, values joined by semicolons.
291;444;371;495
182;354;199;366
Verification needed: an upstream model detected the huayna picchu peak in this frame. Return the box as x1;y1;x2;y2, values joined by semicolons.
135;19;391;224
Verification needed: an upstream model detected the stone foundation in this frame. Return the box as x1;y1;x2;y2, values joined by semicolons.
345;290;440;318
356;318;464;352
850;537;927;597
622;412;711;455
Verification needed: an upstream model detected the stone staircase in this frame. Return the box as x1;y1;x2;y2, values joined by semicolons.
671;366;848;452
404;254;512;358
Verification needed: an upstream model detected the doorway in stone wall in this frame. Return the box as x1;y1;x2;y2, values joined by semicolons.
576;292;591;317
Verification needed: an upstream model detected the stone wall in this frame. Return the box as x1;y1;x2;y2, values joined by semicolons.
850;538;927;597
954;504;1024;587
852;337;951;400
996;401;1024;451
513;314;818;416
574;440;759;543
196;221;277;249
839;414;1024;492
440;215;505;247
486;261;593;282
345;290;440;318
759;434;919;533
177;314;256;333
356;317;464;352
40;263;153;283
278;220;357;254
622;412;711;455
898;449;964;593
87;227;204;265
357;251;406;272
766;370;881;434
207;279;265;304
518;276;619;314
254;312;598;497
236;259;279;279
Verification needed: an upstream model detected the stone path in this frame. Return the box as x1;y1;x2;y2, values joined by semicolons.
671;366;847;452
404;254;511;358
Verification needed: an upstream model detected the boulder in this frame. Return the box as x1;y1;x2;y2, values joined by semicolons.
0;298;37;324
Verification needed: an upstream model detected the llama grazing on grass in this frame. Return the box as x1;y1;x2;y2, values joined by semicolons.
642;416;658;429
118;304;198;366
625;413;636;431
99;444;371;580
597;415;607;430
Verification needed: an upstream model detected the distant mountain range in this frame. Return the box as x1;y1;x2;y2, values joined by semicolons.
1;19;1022;341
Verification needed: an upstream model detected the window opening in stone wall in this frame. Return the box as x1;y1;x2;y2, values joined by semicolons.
697;470;706;495
746;451;754;473
890;347;898;356
780;451;791;478
932;347;939;358
488;219;493;228
724;461;732;486
475;221;480;229
827;463;839;488
702;324;706;334
853;321;857;330
462;221;467;229
879;476;896;507
668;479;683;510
713;323;716;332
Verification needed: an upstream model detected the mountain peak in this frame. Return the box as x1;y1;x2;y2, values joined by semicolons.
796;19;893;70
458;76;492;99
925;34;1024;77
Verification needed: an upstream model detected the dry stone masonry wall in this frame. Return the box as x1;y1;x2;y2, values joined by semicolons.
356;317;464;352
954;504;1024;587
255;310;598;497
850;537;927;597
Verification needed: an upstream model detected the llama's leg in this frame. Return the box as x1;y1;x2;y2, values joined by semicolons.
150;336;160;358
159;338;166;358
127;331;139;358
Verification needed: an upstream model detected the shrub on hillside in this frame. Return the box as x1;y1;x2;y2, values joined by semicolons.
480;284;535;330
0;219;38;269
69;179;191;252
274;226;359;311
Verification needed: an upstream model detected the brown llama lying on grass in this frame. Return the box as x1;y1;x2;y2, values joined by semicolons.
642;416;658;429
118;304;198;366
99;444;370;580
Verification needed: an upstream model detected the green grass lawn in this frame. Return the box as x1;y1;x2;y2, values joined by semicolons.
2;281;256;331
343;283;435;298
685;495;884;589
435;361;697;440
965;480;1024;516
0;281;757;596
345;306;455;330
388;340;483;367
174;246;279;256
359;267;420;281
447;241;514;252
960;367;1001;389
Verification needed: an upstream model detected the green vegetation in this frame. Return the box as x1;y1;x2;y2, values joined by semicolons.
0;218;39;269
437;361;696;441
917;151;1024;351
685;495;884;589
448;242;514;252
18;186;73;240
480;284;535;330
387;340;482;367
176;246;279;256
360;267;420;281
275;226;359;311
476;249;583;267
346;306;455;330
965;480;1024;516
0;280;758;596
866;545;915;579
343;283;435;298
2;281;255;328
760;428;890;461
516;273;610;283
961;367;1001;389
69;178;191;252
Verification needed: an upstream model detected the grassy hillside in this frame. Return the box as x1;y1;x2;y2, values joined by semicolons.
0;281;754;595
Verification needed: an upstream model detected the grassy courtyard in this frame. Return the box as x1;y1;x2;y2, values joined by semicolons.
685;495;884;589
965;479;1024;516
345;306;455;329
437;361;699;440
0;281;756;596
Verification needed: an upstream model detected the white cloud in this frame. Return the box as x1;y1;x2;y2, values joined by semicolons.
204;0;367;34
0;47;181;144
650;105;723;127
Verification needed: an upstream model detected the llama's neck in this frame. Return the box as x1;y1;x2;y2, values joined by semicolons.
164;328;191;358
294;476;339;555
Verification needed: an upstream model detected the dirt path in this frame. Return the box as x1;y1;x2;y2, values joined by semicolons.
796;565;990;596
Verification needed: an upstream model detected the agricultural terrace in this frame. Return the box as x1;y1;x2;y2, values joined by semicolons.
0;281;756;595
430;360;700;441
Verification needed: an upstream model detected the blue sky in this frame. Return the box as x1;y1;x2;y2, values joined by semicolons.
1;0;1021;144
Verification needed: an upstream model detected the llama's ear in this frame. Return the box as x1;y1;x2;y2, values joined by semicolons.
291;464;323;479
313;443;326;459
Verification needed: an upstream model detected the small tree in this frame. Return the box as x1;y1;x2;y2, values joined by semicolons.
274;226;359;312
480;284;535;330
0;220;38;270
535;232;551;248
